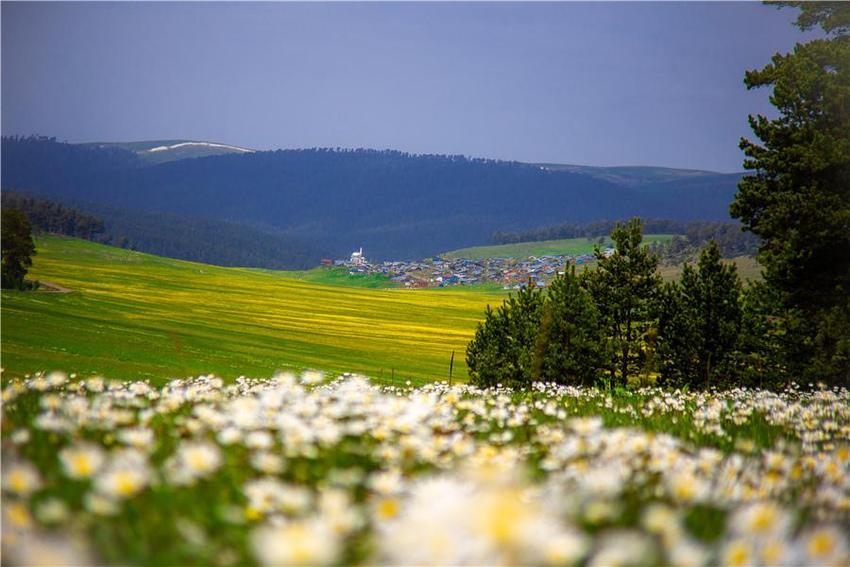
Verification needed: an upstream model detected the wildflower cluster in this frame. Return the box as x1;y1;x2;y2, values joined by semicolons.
2;370;849;565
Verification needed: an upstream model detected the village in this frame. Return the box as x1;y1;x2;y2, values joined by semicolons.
324;247;615;289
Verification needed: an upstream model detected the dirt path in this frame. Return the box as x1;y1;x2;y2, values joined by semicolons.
37;280;74;293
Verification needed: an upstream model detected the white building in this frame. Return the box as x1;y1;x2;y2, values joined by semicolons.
350;248;366;266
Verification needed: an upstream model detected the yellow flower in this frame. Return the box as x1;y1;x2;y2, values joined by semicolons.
804;527;846;562
668;471;707;503
2;462;41;496
4;502;33;528
60;443;105;479
94;451;150;499
722;539;752;567
251;518;339;566
375;497;400;520
731;502;789;537
760;539;787;566
473;489;532;545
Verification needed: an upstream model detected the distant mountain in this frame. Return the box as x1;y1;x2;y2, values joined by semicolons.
1;136;742;262
82;139;256;164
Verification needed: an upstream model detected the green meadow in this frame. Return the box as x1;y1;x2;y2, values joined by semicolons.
659;255;762;283
443;234;676;259
1;236;504;385
268;266;394;288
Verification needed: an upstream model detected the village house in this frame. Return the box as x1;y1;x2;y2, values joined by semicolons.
350;248;366;266
329;247;583;289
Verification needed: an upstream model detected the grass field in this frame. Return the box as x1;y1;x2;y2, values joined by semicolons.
265;266;395;288
1;236;503;384
659;256;762;283
2;238;845;567
444;234;676;259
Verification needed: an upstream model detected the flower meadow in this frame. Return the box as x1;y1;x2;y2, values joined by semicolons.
2;371;849;566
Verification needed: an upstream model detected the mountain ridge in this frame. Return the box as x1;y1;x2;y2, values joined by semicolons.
1;136;742;262
81;139;256;164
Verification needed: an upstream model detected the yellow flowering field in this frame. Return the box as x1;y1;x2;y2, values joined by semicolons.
1;236;504;384
2;371;849;566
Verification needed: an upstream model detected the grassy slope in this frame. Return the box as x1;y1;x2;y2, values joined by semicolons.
1;237;503;385
659;256;762;283
265;267;395;289
444;234;676;260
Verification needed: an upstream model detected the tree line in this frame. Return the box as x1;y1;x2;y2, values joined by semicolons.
647;222;760;264
2;192;106;239
468;219;792;390
1;193;104;289
493;219;712;244
493;219;759;263
468;2;850;390
1;191;327;270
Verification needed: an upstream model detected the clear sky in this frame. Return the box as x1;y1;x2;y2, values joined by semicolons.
1;2;817;172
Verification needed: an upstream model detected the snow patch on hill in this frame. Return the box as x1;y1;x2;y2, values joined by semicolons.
146;141;255;154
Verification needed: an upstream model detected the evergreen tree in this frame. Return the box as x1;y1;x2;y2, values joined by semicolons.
731;2;850;385
466;284;545;389
657;242;743;389
732;281;794;389
533;266;608;386
584;218;661;386
1;208;36;289
655;281;698;389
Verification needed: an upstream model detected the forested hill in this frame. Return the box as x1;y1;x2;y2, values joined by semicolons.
1;136;743;260
1;190;326;270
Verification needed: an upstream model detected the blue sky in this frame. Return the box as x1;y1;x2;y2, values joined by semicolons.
1;2;816;172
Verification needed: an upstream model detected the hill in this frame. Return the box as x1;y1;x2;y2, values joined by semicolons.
83;139;256;164
2;190;326;270
1;191;105;239
535;163;731;187
1;236;502;384
2;137;743;261
444;234;676;260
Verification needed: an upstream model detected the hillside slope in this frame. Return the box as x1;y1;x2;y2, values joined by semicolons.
2;137;742;260
536;163;733;186
444;234;676;260
2;190;326;269
84;139;256;164
1;236;502;383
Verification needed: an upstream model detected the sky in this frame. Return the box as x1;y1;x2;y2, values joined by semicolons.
1;2;818;172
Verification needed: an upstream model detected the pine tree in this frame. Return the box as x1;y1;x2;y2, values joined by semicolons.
731;2;850;385
533;266;608;386
655;281;697;389
732;281;793;390
584;218;661;386
657;242;743;389
466;283;545;389
1;208;36;290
